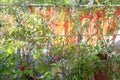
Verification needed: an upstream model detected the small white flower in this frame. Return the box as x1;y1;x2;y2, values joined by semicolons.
42;49;48;54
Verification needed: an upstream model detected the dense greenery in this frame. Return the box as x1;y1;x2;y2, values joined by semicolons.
0;0;120;80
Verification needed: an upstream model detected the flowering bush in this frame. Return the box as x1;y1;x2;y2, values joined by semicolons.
0;0;120;80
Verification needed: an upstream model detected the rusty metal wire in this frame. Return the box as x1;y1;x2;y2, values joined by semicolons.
0;4;120;7
29;34;120;37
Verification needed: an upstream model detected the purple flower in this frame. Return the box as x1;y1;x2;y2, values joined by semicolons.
54;54;60;60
